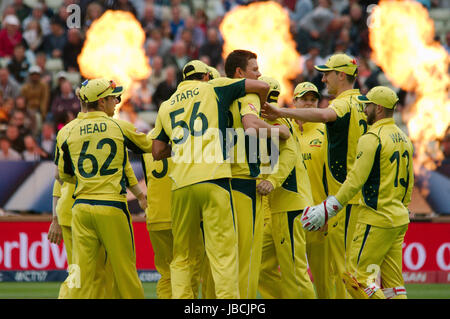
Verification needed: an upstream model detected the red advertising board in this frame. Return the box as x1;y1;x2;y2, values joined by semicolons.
0;221;155;271
0;220;449;283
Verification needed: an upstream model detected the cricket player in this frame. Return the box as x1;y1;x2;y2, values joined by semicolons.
223;50;290;299
290;82;333;298
257;76;316;299
150;60;270;299
57;78;152;299
49;88;147;298
301;86;414;299
141;151;203;299
262;53;367;298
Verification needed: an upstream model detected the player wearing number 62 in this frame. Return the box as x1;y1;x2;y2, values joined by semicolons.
301;86;414;299
150;60;269;298
57;78;153;299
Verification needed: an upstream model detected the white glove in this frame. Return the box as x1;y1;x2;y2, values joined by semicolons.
301;196;343;231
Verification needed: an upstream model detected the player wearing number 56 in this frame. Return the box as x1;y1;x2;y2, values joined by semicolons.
301;86;414;299
57;78;153;299
150;60;269;299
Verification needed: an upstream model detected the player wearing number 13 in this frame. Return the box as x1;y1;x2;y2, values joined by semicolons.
57;78;152;299
301;86;414;299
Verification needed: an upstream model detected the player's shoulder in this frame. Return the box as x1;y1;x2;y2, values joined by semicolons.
209;77;244;88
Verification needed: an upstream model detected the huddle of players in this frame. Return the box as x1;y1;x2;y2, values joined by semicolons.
48;49;414;299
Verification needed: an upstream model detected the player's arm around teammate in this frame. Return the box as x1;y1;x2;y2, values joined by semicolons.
301;86;414;299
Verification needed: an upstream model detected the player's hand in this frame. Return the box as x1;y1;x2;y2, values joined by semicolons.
261;102;281;121
257;180;274;195
48;217;63;245
137;194;148;211
301;196;343;231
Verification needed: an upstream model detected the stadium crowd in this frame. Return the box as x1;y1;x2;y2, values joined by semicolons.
0;0;448;168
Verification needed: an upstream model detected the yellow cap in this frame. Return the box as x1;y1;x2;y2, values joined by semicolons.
314;53;358;76
79;78;123;103
356;86;399;109
182;60;209;79
259;75;280;104
293;82;320;99
207;66;221;79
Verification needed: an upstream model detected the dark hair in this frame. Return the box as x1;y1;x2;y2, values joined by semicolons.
184;73;205;81
224;49;257;78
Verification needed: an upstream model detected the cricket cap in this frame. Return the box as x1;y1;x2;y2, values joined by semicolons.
357;86;399;109
79;78;123;103
259;75;280;103
293;82;320;99
315;53;358;76
207;66;221;79
182;60;209;79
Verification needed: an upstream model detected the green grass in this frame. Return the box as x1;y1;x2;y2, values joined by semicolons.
0;282;448;299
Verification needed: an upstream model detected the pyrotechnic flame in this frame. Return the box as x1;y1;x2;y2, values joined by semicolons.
78;10;151;117
220;1;301;104
369;0;450;172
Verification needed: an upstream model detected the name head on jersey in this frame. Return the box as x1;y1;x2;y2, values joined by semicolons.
79;78;124;103
293;82;320;100
315;53;358;76
357;86;399;109
259;75;280;104
182;60;209;80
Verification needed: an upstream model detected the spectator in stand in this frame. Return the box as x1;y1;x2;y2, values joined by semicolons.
38;121;55;159
164;40;190;82
148;27;173;57
297;56;325;94
0;134;22;160
179;28;199;60
12;0;32;24
295;0;335;55
347;2;369;57
436;127;450;179
194;8;208;36
289;0;314;30
5;123;25;154
83;1;104;32
130;78;155;112
62;28;83;71
148;55;165;92
152;65;177;109
175;15;205;48
20;65;50;125
0;15;23;58
7;43;31;85
140;3;162;36
0;67;21;99
42;16;67;59
146;39;160;67
50;78;79;130
10;109;32;138
169;5;185;39
34;51;52;86
23;2;51;36
22;134;48;161
110;0;138;18
0;95;14;124
444;31;450;54
13;95;37;135
22;18;44;53
199;27;222;67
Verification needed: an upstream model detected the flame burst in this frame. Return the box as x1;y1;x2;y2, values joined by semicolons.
369;0;450;172
78;10;151;117
220;1;301;104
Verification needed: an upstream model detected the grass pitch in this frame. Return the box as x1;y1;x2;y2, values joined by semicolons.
0;282;449;299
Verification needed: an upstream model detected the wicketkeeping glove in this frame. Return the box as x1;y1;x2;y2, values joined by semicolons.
301;196;343;231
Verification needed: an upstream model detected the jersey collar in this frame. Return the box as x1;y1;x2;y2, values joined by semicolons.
370;117;396;130
85;111;109;118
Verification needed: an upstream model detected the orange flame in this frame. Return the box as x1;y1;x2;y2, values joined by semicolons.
220;1;301;104
78;10;151;117
369;0;450;172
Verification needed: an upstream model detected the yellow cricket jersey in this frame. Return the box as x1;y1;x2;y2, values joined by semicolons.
335;118;414;228
292;121;328;205
150;78;246;190
58;111;152;202
142;153;172;230
326;89;367;204
264;118;313;213
228;93;262;178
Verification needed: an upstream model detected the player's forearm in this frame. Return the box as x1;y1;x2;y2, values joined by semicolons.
52;196;59;219
128;183;145;201
243;116;290;139
278;107;335;123
244;79;269;107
